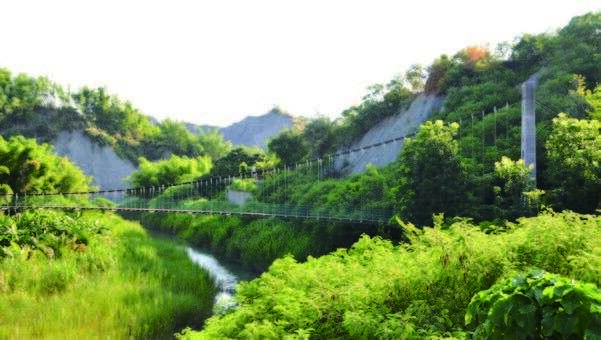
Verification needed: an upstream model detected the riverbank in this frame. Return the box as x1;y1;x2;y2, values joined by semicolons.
0;211;216;338
138;212;381;272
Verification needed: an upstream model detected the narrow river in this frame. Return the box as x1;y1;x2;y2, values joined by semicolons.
185;246;257;314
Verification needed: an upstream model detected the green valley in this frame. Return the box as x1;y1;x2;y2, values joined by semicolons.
1;8;600;340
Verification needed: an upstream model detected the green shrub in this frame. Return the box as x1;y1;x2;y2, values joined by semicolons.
545;113;601;212
466;270;601;339
0;210;104;259
229;178;257;193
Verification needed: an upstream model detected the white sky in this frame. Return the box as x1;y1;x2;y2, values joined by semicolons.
1;1;599;127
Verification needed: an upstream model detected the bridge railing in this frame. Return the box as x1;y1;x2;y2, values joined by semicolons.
1;187;394;224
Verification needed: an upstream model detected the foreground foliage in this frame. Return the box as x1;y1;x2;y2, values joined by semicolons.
0;211;215;338
0;210;103;259
179;212;601;339
466;271;601;339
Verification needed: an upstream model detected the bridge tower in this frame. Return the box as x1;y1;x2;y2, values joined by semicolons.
521;75;538;185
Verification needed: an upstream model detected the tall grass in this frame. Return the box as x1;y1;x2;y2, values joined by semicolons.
0;211;215;339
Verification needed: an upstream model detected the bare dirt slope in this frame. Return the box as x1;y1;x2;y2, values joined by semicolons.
53;130;136;189
337;94;444;174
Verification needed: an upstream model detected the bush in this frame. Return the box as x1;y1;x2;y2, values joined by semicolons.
466;270;601;339
0;210;104;259
395;120;468;226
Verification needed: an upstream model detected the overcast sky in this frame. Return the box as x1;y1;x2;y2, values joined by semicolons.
1;1;599;126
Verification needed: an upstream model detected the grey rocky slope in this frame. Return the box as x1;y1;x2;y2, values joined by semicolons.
185;109;294;149
336;94;444;174
53;130;136;189
1;95;137;190
220;109;294;149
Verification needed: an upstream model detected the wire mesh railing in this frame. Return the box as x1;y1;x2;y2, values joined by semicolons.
0;176;394;224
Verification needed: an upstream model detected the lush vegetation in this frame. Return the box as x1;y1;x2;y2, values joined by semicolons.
2;11;600;339
129;155;212;187
466;270;601;339
395;120;467;226
177;212;601;338
0;135;91;195
139;211;394;272
121;12;601;338
0;70;232;164
262;11;601;224
0;211;215;338
70;88;233;163
545;113;601;213
267;72;418;165
130;73;600;272
0;137;216;338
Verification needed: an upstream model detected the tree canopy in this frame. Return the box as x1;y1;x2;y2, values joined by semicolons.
0;136;91;194
128;155;212;188
395;120;468;226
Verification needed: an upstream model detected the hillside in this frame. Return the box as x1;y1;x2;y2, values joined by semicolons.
336;94;444;173
184;109;295;150
53;130;136;189
0;71;295;187
220;108;294;149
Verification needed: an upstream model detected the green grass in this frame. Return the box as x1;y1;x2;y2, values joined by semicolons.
0;211;215;339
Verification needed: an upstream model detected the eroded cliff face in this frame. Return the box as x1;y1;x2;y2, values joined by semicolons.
53;130;136;189
336;94;444;174
220;111;294;149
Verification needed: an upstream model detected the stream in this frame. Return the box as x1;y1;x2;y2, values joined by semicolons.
185;246;257;314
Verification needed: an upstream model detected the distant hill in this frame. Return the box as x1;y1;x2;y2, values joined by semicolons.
186;108;295;149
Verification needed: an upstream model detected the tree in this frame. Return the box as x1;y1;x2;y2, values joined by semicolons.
545;113;601;212
128;155;212;187
267;129;308;165
493;157;534;220
149;120;204;158
362;84;384;101
197;129;232;161
302;118;336;159
395;120;468;226
425;54;453;94
211;147;266;177
404;64;426;93
0;136;91;194
0;68;52;124
584;84;601;120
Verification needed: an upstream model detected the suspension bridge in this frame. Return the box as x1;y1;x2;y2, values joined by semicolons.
1;81;549;224
0;134;405;224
